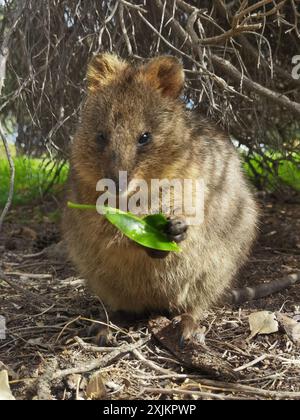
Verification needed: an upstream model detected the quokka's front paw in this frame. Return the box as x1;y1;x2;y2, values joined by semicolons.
165;216;188;243
145;216;188;259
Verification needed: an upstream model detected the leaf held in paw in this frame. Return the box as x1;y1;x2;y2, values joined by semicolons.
67;202;181;252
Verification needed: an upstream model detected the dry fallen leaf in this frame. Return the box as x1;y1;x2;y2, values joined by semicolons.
276;313;300;347
86;372;107;400
0;370;15;400
248;311;278;339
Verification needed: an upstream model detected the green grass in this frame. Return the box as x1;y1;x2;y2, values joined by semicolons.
0;149;299;209
244;152;300;192
0;156;69;207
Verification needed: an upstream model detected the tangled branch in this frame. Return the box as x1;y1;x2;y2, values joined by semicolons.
0;0;299;193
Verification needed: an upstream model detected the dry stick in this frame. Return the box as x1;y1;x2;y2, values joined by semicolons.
150;1;249;101
4;271;52;279
253;0;287;19
119;0;147;13
211;55;300;117
238;34;300;87
21;250;47;259
234;354;268;373
138;9;250;101
142;387;227;400
232;0;274;27
177;0;284;46
36;339;148;400
197;23;262;45
290;0;300;38
132;348;174;375
52;338;149;380
155;0;167;52
144;381;300;400
192;379;300;399
186;9;262;46
0;125;15;231
0;1;27;231
74;336;121;353
118;2;133;56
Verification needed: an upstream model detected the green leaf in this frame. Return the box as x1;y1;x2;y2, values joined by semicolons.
143;213;169;230
67;202;181;252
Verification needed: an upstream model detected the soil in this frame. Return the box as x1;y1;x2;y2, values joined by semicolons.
0;194;299;400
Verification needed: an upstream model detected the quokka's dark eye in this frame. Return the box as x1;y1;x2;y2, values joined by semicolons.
96;132;107;143
138;132;152;146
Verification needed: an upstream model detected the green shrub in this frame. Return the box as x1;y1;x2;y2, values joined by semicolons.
243;152;300;192
0;156;68;207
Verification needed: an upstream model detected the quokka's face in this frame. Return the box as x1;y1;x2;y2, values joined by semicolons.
72;54;189;190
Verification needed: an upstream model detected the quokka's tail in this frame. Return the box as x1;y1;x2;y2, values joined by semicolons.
229;272;300;305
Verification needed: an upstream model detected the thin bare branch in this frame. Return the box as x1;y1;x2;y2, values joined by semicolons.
0;1;27;230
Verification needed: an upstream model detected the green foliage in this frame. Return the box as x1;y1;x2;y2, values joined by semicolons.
0;156;68;207
244;152;300;192
0;148;298;214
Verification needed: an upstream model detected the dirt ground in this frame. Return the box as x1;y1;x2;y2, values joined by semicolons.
0;194;299;400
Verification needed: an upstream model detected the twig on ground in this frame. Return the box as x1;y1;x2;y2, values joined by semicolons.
4;271;52;279
0;125;15;232
36;337;149;399
132;348;173;375
234;354;268;372
193;378;300;399
21;250;47;259
74;336;121;353
142;387;231;400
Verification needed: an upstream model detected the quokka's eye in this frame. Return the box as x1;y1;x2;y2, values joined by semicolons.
96;132;107;143
138;132;152;146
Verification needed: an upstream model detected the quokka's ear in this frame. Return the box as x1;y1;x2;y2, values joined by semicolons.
87;53;127;93
140;56;185;99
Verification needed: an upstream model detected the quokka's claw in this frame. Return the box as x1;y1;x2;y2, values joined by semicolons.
172;313;199;347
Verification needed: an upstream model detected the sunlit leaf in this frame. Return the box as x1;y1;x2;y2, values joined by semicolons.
248;311;278;339
0;371;15;401
67;202;181;252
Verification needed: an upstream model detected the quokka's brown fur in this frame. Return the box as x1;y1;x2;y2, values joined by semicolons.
63;53;258;321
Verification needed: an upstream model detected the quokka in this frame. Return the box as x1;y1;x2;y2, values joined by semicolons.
63;54;258;339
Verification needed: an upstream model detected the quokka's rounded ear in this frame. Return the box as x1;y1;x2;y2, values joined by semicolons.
87;53;127;93
139;56;185;99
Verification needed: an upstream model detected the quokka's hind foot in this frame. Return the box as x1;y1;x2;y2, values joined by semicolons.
171;313;202;348
84;311;146;346
86;322;111;347
149;315;237;381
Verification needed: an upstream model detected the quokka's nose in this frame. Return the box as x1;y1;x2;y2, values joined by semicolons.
105;172;128;195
